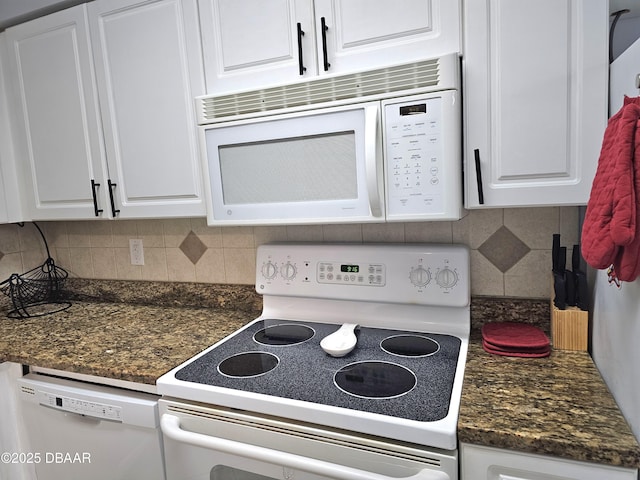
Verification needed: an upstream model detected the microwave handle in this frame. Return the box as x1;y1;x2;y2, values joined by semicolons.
161;414;448;480
364;104;383;218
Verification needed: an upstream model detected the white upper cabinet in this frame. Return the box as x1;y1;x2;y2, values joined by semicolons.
463;0;608;208
4;0;206;221
313;0;459;76
5;5;109;220
199;0;460;94
0;32;25;224
88;0;206;218
199;0;316;93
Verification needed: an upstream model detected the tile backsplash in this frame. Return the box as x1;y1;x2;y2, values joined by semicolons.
0;207;580;298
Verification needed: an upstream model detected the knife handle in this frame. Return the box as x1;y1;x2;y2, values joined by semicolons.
553;272;567;310
576;272;589;311
565;271;577;307
559;246;567;271
572;244;581;272
552;234;561;272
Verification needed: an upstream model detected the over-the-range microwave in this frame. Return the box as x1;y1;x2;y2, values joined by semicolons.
196;54;462;226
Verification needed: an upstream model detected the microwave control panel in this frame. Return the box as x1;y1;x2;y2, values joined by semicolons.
383;91;461;221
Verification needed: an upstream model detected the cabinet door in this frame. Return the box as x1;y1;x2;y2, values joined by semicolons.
0;167;8;224
88;0;206;218
0;363;36;480
461;444;637;480
463;0;608;207
0;34;13;224
199;0;316;93
314;0;460;76
5;5;109;220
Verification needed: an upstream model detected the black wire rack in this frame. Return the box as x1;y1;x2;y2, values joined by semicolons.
0;222;71;318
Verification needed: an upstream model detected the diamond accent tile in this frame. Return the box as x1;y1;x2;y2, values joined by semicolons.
179;231;207;265
478;226;530;273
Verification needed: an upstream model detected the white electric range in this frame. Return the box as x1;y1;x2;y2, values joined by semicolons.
157;243;469;480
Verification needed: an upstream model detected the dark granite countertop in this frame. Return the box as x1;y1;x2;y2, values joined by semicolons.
0;279;261;384
461;298;640;470
0;282;638;469
0;301;253;384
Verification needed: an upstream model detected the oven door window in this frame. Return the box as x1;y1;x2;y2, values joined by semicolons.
211;465;275;480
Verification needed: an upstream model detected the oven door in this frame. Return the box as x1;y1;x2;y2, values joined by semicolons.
159;399;456;480
200;101;384;226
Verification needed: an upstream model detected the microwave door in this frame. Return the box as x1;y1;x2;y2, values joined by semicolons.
364;104;383;218
202;103;384;226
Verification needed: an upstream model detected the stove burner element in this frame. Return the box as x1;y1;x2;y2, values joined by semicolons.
218;352;279;378
254;323;315;346
381;335;440;357
334;361;417;399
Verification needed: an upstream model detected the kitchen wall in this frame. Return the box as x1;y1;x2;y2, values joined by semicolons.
590;20;640;442
592;276;640;440
0;206;580;299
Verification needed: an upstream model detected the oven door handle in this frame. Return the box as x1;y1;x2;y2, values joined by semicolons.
161;414;448;480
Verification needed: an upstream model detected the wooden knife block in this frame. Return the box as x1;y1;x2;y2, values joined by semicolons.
550;276;588;351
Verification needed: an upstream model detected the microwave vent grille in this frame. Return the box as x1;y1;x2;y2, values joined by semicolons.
197;56;456;123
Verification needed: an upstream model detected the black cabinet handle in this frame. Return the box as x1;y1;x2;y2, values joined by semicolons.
107;179;120;217
473;149;485;205
91;179;103;217
320;17;330;71
296;23;306;76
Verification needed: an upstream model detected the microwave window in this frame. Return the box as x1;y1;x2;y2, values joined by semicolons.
218;132;357;205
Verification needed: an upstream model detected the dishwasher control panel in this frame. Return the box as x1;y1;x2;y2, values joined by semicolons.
18;373;161;429
40;391;123;421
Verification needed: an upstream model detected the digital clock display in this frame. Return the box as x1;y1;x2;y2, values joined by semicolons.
399;103;427;116
341;264;360;273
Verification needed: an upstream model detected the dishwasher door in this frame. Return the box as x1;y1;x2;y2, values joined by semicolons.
17;373;165;480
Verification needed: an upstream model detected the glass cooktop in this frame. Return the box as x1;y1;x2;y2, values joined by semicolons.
175;319;461;422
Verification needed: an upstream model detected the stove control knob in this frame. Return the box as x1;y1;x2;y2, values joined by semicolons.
261;261;277;280
281;262;297;281
436;267;458;289
409;266;431;287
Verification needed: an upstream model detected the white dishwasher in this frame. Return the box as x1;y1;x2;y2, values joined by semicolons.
17;373;165;480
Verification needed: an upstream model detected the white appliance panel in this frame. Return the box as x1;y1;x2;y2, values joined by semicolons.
17;374;165;480
383;91;462;221
256;243;470;309
159;399;456;480
202;102;382;225
199;69;463;226
158;243;470;451
158;243;469;480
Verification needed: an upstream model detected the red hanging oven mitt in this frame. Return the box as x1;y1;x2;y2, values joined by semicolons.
582;96;640;271
612;104;640;282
